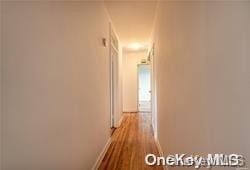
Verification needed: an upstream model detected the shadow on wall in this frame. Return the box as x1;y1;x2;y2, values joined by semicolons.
2;2;112;169
152;1;250;168
122;50;148;113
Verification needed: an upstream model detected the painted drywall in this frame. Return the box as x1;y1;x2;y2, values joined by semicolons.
105;1;157;46
152;2;250;169
0;2;2;170
2;2;111;169
122;50;147;112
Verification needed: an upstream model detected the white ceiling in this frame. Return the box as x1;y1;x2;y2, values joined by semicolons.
105;1;157;49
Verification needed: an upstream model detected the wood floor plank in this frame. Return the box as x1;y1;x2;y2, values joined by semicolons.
98;112;164;170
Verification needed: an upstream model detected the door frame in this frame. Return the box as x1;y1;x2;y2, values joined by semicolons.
149;44;157;138
109;23;119;129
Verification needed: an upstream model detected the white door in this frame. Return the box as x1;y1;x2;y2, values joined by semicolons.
138;64;151;112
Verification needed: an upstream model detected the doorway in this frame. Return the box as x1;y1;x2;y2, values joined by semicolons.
138;64;151;112
110;46;118;128
109;23;119;129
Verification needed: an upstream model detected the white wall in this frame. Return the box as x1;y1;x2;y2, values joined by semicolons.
0;2;2;170
153;2;250;169
122;50;147;112
2;2;111;169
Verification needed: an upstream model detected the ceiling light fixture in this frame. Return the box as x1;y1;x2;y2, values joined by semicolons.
128;42;143;50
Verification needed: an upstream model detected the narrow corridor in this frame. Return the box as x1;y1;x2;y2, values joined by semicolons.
1;2;250;169
99;113;163;170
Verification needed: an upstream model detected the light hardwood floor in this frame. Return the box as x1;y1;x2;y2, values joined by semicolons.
98;112;164;170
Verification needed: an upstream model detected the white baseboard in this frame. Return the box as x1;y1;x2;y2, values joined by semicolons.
155;138;168;170
92;114;124;169
92;138;112;170
123;110;138;113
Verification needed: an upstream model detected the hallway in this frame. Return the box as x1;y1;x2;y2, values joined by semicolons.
1;1;250;170
99;113;163;170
